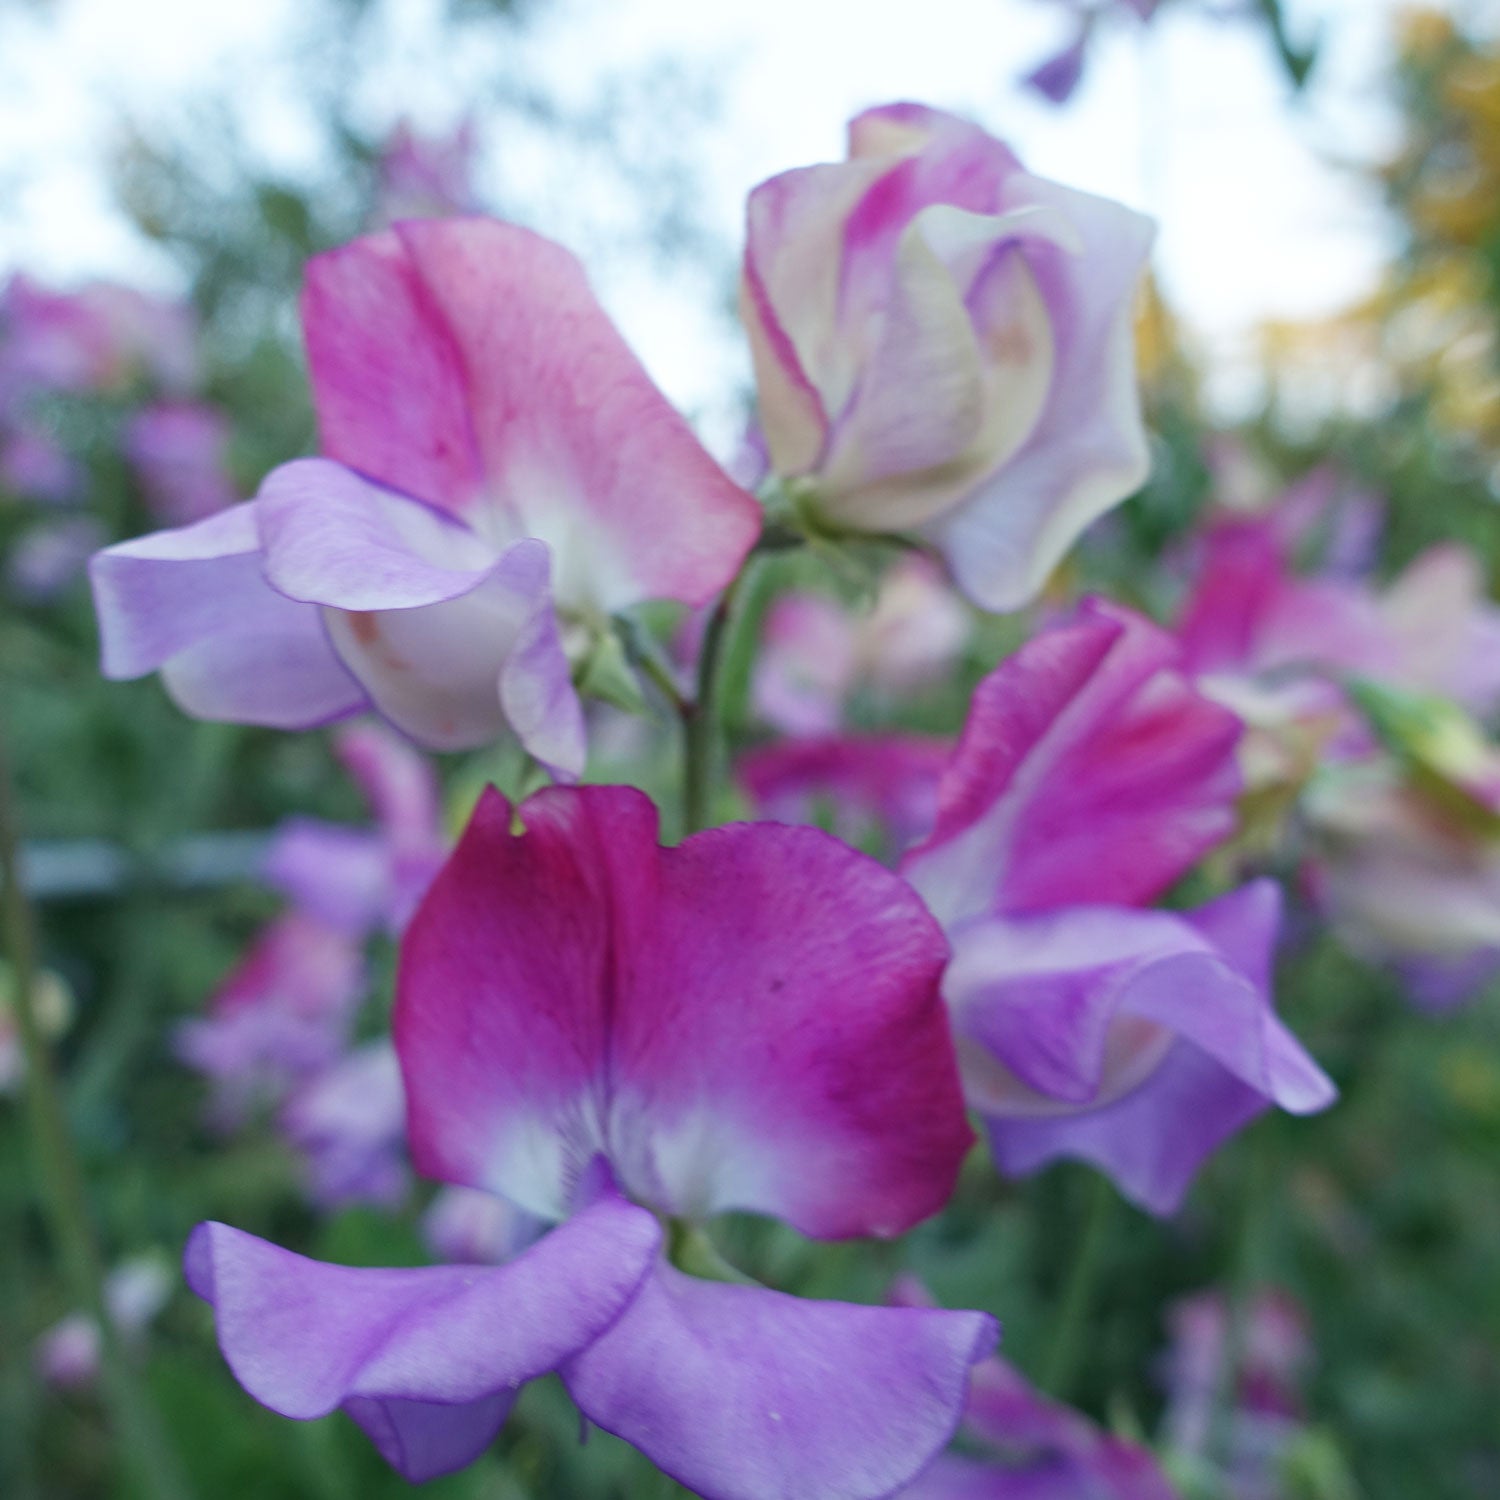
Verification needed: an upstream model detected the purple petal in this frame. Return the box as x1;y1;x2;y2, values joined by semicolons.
183;1191;661;1483
89;503;367;729
563;1261;998;1500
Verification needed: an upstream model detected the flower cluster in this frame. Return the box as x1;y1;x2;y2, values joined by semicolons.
82;101;1360;1497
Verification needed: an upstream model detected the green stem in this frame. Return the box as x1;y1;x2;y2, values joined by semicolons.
0;737;194;1500
1041;1172;1116;1402
682;568;751;836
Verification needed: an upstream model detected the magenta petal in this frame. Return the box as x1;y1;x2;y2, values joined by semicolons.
182;1191;661;1483
563;1261;998;1500
398;784;970;1237
89;504;367;728
904;601;1242;928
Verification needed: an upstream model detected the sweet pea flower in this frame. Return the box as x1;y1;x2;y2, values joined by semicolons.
91;218;760;778
891;1274;1177;1499
186;783;995;1495
752;554;970;735
1160;1288;1311;1500
35;1255;174;1391
174;911;366;1129
900;601;1334;1213
125;402;238;526
742;102;1153;610
1302;759;1500;989
738;734;950;856
899;1355;1175;1499
263;720;445;936
0;275;197;396
280;1040;410;1211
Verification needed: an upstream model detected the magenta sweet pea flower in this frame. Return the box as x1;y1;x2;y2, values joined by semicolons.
90;218;760;777
742;103;1153;610
174;911;366;1129
899;602;1333;1212
903;599;1243;931
738;733;950;856
185;784;996;1494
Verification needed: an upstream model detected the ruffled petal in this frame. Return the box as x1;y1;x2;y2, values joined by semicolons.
903;601;1242;929
563;1261;998;1500
182;1191;661;1482
89;503;366;729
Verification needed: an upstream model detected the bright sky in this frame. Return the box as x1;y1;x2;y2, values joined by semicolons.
0;0;1463;440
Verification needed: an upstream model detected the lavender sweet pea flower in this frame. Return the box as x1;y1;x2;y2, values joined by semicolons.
0;422;81;503
264;720;445;935
187;784;995;1495
280;1041;410;1211
900;1356;1176;1499
1160;1288;1310;1500
91;218;761;778
125;402;238;525
743;102;1153;610
900;603;1333;1212
945;885;1335;1215
375;117;479;222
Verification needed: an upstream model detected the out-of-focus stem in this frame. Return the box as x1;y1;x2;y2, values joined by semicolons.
0;736;194;1500
1041;1171;1116;1402
682;566;752;836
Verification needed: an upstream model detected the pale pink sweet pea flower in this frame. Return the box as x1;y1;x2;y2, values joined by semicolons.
184;784;994;1494
743;102;1154;611
35;1256;174;1390
900;601;1334;1213
1303;760;1500;975
752;554;970;735
90;218;760;777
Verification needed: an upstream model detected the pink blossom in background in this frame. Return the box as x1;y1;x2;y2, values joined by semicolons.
91;218;760;776
743;102;1153;610
174;912;366;1129
0;422;81;504
737;733;950;856
125;402;239;526
1302;761;1500;989
1161;1288;1311;1500
751;554;970;735
186;784;994;1495
35;1256;173;1390
0;275;197;397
